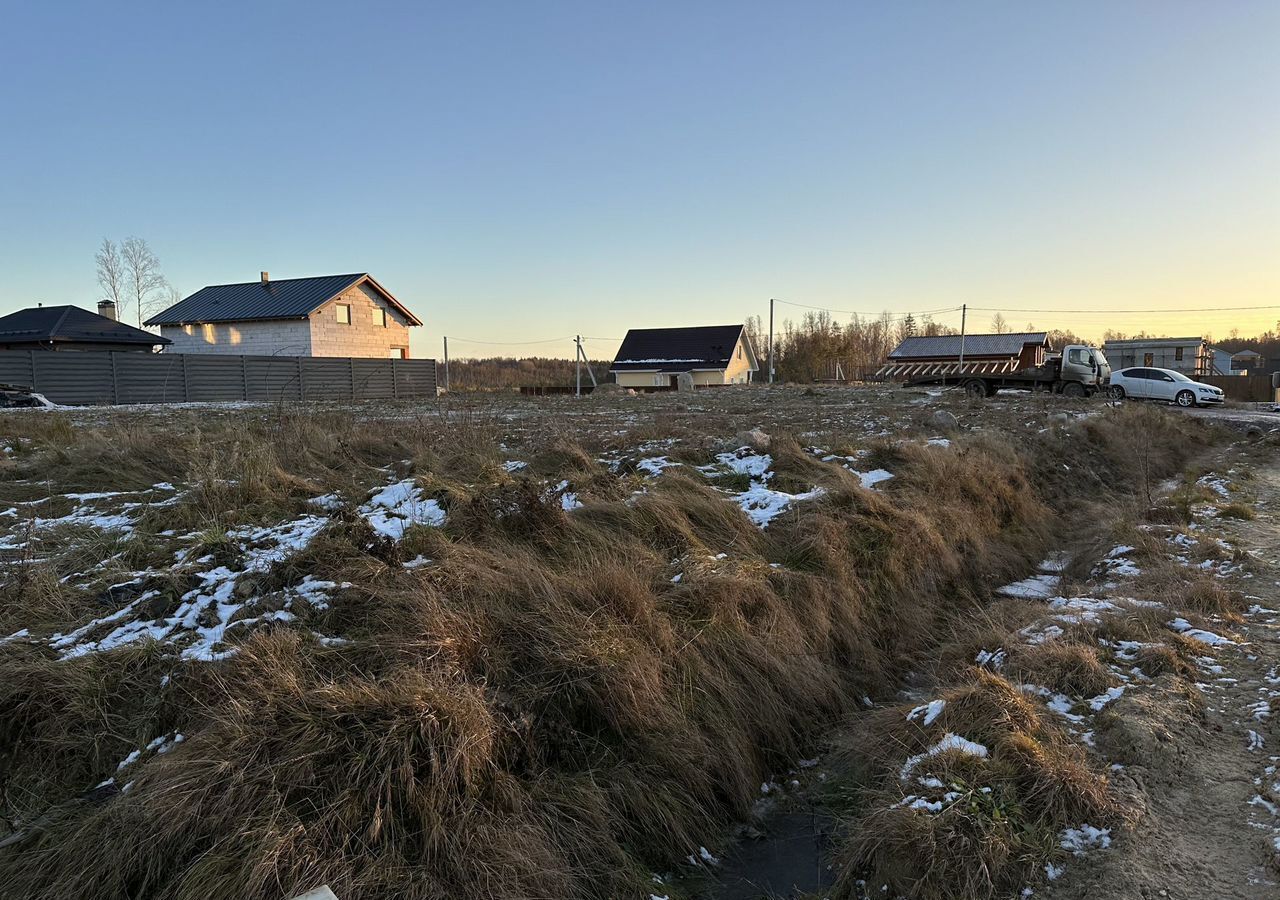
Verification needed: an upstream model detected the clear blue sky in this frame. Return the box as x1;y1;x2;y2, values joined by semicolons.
2;1;1277;357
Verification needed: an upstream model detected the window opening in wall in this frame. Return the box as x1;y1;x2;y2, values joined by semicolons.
374;308;387;327
336;304;351;325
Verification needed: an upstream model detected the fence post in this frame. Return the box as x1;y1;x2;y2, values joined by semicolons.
391;360;399;399
180;354;190;403
109;351;119;404
27;350;35;394
349;357;356;399
297;358;305;400
241;355;249;401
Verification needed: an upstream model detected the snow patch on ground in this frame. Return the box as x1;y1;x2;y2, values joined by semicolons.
360;479;446;539
908;699;947;727
636;456;680;477
40;513;343;662
854;468;894;489
900;733;988;781
998;574;1060;599
1168;617;1237;646
1060;824;1112;854
731;482;826;528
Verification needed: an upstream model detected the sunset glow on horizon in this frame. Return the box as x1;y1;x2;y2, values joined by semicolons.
1;1;1276;359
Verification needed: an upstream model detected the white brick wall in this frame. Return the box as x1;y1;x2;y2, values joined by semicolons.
309;283;413;359
160;320;312;356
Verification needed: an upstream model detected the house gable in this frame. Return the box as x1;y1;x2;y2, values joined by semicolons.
308;281;413;358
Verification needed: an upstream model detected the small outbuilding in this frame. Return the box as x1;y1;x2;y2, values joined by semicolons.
0;303;170;352
879;332;1050;380
1229;349;1264;374
610;324;757;388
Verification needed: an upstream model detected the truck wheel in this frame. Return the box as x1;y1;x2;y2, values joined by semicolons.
1063;382;1086;399
1108;385;1125;400
1175;390;1196;408
963;379;987;400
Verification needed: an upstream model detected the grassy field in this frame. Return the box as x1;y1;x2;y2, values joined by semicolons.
0;385;1222;899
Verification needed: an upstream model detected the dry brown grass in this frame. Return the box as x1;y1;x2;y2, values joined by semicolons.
1008;642;1118;699
833;669;1124;900
1176;577;1243;618
0;398;1218;900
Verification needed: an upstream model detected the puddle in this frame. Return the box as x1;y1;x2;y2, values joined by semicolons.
705;809;838;899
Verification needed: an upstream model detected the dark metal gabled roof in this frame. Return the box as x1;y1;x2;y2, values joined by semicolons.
144;273;423;327
610;324;751;371
889;332;1048;360
0;306;170;345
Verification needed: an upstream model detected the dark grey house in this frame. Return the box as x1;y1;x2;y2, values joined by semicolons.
0;303;169;352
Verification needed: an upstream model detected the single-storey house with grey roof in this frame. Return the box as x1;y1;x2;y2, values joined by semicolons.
1100;337;1210;377
144;272;422;358
879;332;1050;379
0;303;170;352
610;324;757;388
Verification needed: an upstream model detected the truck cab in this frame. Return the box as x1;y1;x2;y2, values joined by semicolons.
1058;344;1111;392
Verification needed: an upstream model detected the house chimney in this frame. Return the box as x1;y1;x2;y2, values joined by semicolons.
261;271;269;284
97;299;117;321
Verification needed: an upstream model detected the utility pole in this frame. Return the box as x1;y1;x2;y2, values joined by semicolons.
958;305;967;372
575;335;582;397
575;335;597;394
443;336;450;391
768;298;775;384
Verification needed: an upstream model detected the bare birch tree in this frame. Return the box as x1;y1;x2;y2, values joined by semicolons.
95;239;125;314
120;237;167;328
990;312;1009;334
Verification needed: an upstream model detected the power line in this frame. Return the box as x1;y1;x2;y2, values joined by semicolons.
444;335;573;346
967;304;1280;315
773;298;963;318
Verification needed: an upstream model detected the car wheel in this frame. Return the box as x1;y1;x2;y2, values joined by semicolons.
1063;382;1086;399
963;379;987;400
1108;385;1126;400
1175;390;1196;408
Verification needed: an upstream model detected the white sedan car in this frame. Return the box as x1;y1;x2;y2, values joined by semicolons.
1107;367;1225;407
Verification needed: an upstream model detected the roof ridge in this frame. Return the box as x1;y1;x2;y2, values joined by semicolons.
198;272;366;290
624;327;747;335
48;306;75;338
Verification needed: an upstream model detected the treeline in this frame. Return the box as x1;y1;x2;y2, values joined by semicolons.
445;356;615;391
744;310;960;382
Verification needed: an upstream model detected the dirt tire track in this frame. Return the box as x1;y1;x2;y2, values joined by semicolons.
1042;458;1280;900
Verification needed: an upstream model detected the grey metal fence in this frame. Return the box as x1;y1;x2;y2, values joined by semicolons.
0;351;437;406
